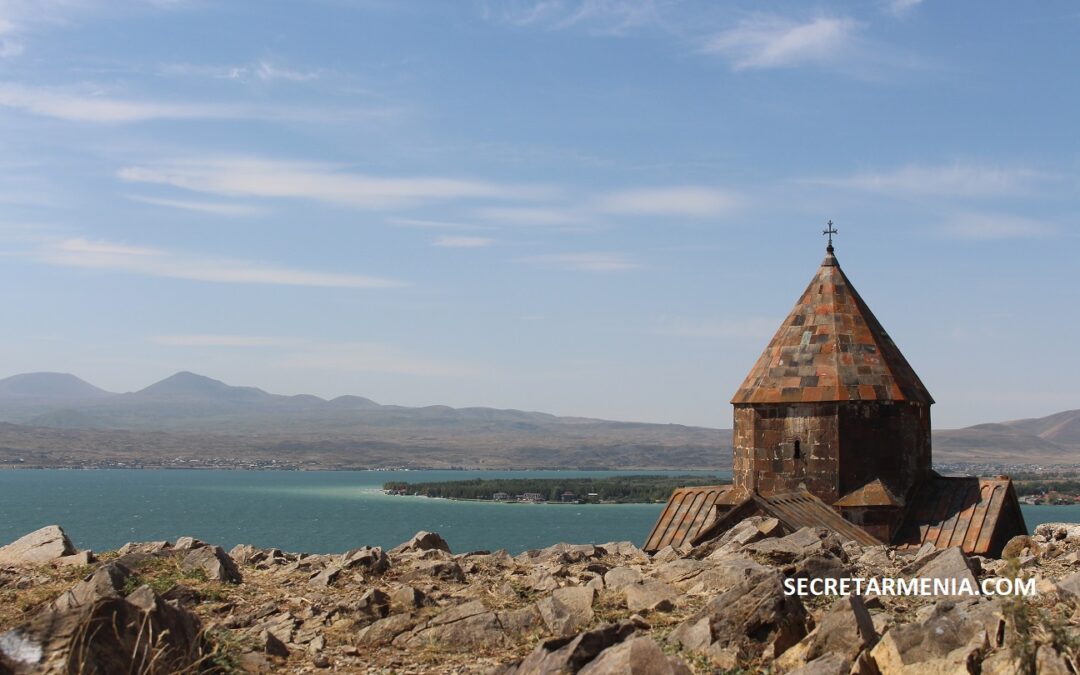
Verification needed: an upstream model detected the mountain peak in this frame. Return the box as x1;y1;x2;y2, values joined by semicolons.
134;372;271;401
0;372;113;400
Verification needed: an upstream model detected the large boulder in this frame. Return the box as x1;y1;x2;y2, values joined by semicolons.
402;559;466;583
342;546;390;574
504;621;638;674
803;595;878;666
399;600;508;650
908;547;979;598
52;563;133;612
667;570;810;664
180;545;242;583
391;531;451;555
578;636;691;675
869;599;1001;674
623;581;677;614
0;586;206;674
0;526;76;565
538;586;595;637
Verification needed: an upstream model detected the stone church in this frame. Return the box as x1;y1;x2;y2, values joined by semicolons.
645;235;1026;557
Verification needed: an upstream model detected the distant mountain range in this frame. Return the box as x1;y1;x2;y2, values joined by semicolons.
0;371;1076;469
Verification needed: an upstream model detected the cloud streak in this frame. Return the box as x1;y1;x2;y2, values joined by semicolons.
38;237;405;288
120;157;549;210
595;186;740;217
127;194;266;216
431;236;494;248
703;15;861;70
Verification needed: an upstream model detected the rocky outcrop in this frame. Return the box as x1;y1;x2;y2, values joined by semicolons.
2;522;1079;674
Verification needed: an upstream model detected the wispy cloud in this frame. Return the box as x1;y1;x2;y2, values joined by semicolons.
487;0;662;35
523;251;640;272
475;206;589;227
654;317;776;338
703;15;861;71
431;236;495;248
595;186;740;218
0;82;242;123
808;164;1050;197
159;60;323;84
37;237;405;288
280;341;485;377
389;217;495;231
120;157;548;210
0;82;394;124
126;194;266;217
151;334;301;347
884;0;924;17
939;213;1058;240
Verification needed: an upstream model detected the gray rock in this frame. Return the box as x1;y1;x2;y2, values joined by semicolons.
55;551;94;567
355;588;390;624
788;653;849;675
684;557;771;595
173;536;204;551
403;559;466;583
909;547;979;597
792;552;849;581
497;604;545;638
181;545;242;583
1035;522;1080;542
52;563;132;611
356;613;420;647
341;546;390;574
116;541;171;556
391;531;452;555
667;570;809;661
578;636;691;675
401;600;507;650
259;629;289;657
603;566;643;591
0;586;207;673
869;599;1000;674
0;526;76;565
1056;570;1080;600
623;580;677;614
388;585;433;614
508;621;638;675
538;586;595;637
803;595;877;665
307;563;342;588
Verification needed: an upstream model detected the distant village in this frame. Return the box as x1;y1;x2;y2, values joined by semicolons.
382;487;602;504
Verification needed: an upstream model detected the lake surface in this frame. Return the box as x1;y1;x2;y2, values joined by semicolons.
0;470;1075;555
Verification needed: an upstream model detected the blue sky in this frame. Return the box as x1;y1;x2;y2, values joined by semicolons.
1;0;1077;428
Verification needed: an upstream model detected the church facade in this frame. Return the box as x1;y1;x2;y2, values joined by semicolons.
645;238;1026;557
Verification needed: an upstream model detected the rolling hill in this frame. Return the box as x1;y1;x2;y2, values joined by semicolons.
0;371;1075;469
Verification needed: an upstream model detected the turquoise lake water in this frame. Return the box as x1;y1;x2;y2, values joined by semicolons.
0;470;1076;555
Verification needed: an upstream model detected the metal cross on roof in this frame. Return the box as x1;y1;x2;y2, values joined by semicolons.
823;220;838;253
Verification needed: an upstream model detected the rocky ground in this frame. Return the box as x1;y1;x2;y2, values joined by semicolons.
1;521;1079;674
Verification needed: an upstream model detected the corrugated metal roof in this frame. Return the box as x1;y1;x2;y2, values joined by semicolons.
731;250;933;406
644;486;882;552
753;491;882;547
643;485;733;552
894;475;1026;556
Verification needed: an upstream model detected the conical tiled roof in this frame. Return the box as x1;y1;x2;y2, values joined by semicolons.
731;249;933;405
